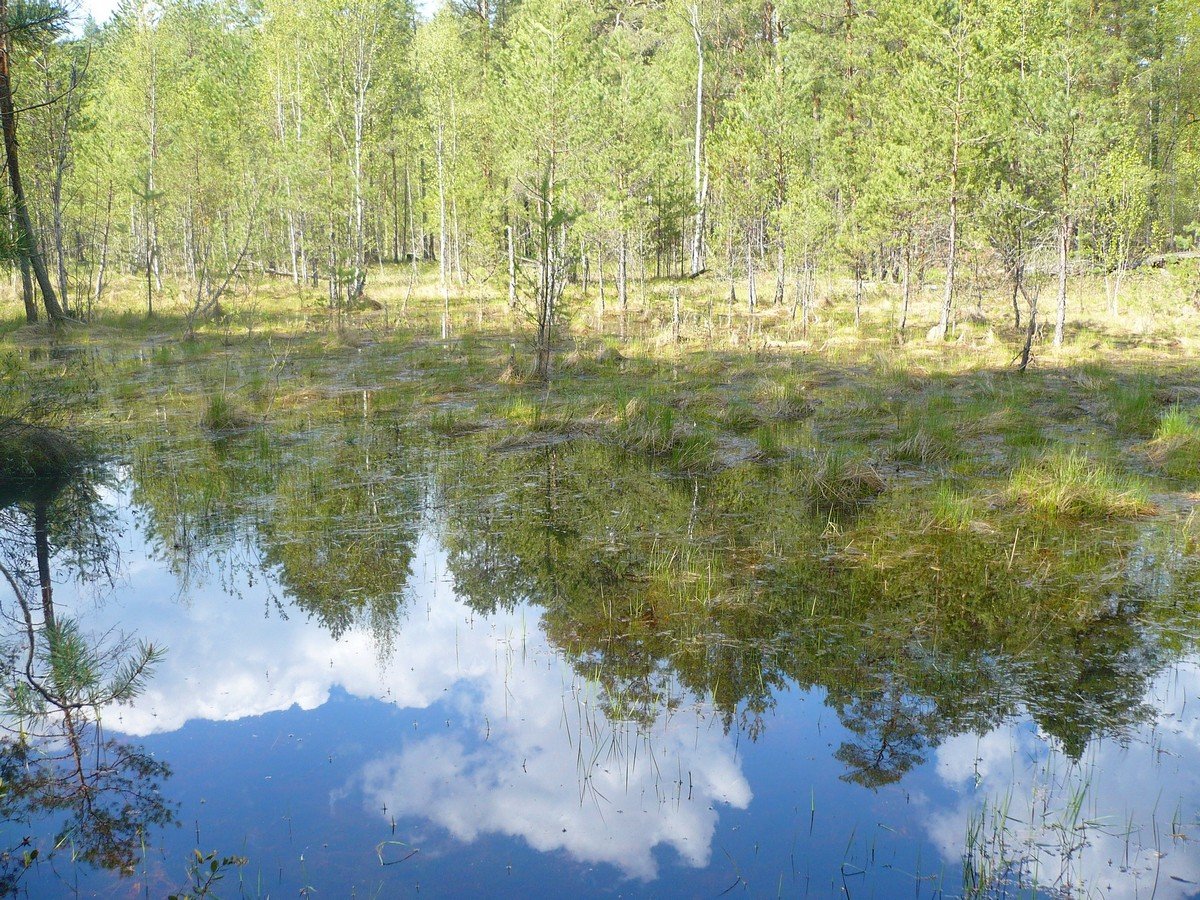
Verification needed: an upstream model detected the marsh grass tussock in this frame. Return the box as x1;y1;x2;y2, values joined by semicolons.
200;393;255;432
928;482;980;531
802;451;885;511
753;376;814;423
0;422;85;482
1103;377;1160;436
1007;449;1153;520
428;408;487;438
1147;405;1200;479
610;397;719;472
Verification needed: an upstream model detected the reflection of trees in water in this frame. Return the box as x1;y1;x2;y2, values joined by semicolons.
130;424;422;651
436;442;1200;787
117;417;1200;789
0;474;175;894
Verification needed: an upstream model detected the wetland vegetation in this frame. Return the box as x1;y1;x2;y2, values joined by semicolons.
3;258;1200;895
2;0;1200;895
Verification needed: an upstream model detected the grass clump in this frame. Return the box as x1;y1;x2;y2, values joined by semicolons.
1147;405;1200;479
615;397;678;456
893;424;961;464
1007;449;1153;520
754;377;813;423
753;424;784;459
1105;377;1159;436
717;401;764;434
670;431;719;473
928;482;979;531
802;451;884;511
429;408;484;438
0;422;85;482
200;394;253;432
498;397;547;428
891;396;962;464
613;397;716;471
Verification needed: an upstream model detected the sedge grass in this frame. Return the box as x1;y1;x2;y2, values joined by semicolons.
1007;449;1153;520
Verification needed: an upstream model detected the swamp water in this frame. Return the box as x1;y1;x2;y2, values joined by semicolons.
2;408;1200;898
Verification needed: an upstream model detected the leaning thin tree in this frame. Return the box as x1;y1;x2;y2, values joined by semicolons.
0;0;66;322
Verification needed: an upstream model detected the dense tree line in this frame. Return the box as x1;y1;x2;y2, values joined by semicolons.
8;0;1200;354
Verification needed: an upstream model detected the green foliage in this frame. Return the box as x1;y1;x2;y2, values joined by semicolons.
168;849;249;900
2;618;163;726
1;0;1187;360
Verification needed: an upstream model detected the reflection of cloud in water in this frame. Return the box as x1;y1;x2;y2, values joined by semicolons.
84;532;751;880
97;535;492;733
925;661;1200;900
358;646;752;881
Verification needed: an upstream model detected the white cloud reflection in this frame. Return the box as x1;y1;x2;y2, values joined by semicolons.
78;530;751;880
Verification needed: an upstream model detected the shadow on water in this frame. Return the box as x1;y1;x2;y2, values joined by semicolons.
0;472;175;895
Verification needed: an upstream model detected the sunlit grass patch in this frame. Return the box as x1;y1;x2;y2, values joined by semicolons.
929;482;981;531
1007;449;1153;520
802;450;884;511
1147;405;1200;479
496;396;547;428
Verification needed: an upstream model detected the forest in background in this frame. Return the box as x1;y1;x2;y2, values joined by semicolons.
6;0;1200;371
